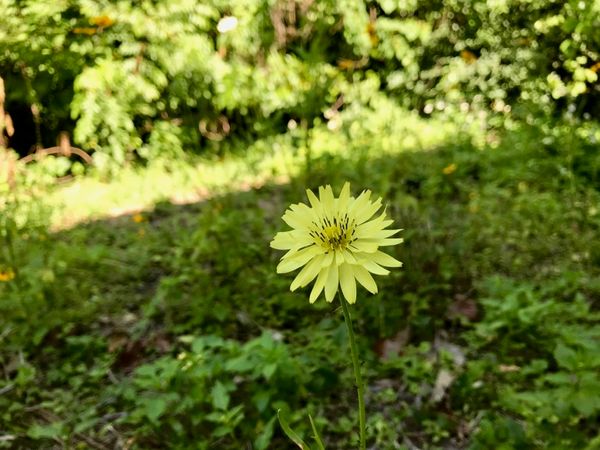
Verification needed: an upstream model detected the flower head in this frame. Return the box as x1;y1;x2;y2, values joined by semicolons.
217;16;238;34
0;268;15;282
270;183;403;304
443;163;457;175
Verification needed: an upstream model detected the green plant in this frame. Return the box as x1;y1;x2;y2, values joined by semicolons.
119;332;311;449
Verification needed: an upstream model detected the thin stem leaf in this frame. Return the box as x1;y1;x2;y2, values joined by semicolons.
309;414;326;450
277;409;311;450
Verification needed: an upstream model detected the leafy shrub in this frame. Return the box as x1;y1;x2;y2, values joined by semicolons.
465;276;600;449
119;332;308;449
2;0;599;169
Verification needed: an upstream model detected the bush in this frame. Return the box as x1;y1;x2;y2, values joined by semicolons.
1;0;599;169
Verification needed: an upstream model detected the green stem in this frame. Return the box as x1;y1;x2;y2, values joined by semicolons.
339;293;366;450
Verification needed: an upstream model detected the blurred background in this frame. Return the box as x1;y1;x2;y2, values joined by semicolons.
1;1;599;449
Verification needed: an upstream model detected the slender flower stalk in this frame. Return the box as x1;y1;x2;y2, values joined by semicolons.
340;292;366;450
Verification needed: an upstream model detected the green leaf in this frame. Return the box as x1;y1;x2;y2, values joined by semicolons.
544;372;572;385
254;416;277;450
211;381;230;411
27;422;64;440
213;425;232;438
73;417;99;434
225;355;253;372
143;397;168;424
252;390;272;413
277;409;311;450
572;391;600;417
262;362;278;380
554;344;577;371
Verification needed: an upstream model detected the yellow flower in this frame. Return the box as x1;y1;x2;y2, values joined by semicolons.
0;268;15;282
270;183;403;304
443;163;457;175
460;50;477;64
89;15;114;28
132;213;145;223
73;27;98;35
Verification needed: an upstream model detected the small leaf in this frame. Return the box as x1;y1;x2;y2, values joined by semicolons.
213;425;232;437
252;390;272;413
262;362;278;380
277;409;311;450
73;417;99;434
572;391;600;416
27;422;64;440
144;397;168;424
226;355;253;372
211;381;230;411
254;416;277;450
554;344;577;371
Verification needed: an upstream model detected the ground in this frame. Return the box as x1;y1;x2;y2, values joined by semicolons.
1;109;600;449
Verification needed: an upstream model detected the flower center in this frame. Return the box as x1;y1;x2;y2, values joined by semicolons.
309;214;356;251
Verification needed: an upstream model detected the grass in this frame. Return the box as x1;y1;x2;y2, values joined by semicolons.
1;105;600;449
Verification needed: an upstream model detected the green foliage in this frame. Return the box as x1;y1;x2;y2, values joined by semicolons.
2;106;600;447
464;277;600;448
2;1;600;448
117;332;304;448
1;0;599;170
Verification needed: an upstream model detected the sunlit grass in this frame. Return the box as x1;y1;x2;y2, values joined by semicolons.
46;108;467;230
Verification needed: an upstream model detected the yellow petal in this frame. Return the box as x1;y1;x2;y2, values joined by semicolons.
352;265;378;294
282;210;311;230
306;188;321;210
270;231;313;250
290;255;324;291
324;264;339;302
339;263;357;304
321;252;335;268
290;203;318;224
360;259;390;275
337;182;351;213
309;266;329;303
354;212;396;235
349;240;379;253
319;185;335;212
280;247;299;260
370;251;403;267
277;246;323;273
281;243;321;261
342;249;357;264
348;190;371;216
359;237;404;248
355;197;382;225
374;238;404;246
370;229;402;239
290;202;314;216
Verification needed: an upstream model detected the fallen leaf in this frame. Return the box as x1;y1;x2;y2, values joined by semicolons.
448;294;478;321
108;333;128;353
375;327;410;361
498;364;520;373
431;369;455;403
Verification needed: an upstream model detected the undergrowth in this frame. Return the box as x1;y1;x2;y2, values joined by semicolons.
1;108;600;449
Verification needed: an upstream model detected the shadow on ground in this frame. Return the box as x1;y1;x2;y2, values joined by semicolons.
2;130;600;449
